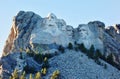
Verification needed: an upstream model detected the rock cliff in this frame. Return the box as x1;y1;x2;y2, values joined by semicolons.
0;11;120;79
3;11;106;55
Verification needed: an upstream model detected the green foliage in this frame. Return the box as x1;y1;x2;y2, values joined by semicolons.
96;76;98;79
26;48;30;53
104;64;107;69
81;55;83;57
20;48;23;52
74;41;79;51
41;57;49;76
41;67;47;76
34;72;41;79
34;53;43;64
74;41;77;45
10;69;19;79
68;42;73;49
74;45;79;51
54;51;59;56
9;76;12;79
58;45;65;53
26;48;34;57
23;64;35;74
50;70;60;79
78;43;87;53
43;53;52;59
20;71;26;79
12;69;19;79
88;45;95;58
89;45;95;53
20;52;23;59
107;53;114;64
29;74;33;79
94;49;102;60
95;59;101;65
100;54;106;61
42;57;49;68
92;49;103;65
26;48;44;64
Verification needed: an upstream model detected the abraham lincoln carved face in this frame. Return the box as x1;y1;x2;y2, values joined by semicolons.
78;24;90;39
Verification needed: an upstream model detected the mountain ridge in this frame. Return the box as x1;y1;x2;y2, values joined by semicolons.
0;11;120;79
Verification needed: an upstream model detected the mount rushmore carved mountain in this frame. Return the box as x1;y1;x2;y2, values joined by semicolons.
0;11;120;79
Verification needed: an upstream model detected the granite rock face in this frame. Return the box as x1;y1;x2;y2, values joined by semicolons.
105;25;120;64
3;11;42;55
75;21;105;51
3;11;107;55
106;24;120;43
1;11;120;78
30;13;72;51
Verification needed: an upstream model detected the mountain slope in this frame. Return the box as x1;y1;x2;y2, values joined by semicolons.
48;50;120;79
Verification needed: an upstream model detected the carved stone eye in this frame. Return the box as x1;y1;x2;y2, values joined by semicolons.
81;29;86;31
51;16;54;19
49;24;53;26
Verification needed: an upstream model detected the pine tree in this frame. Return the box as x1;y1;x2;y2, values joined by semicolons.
50;70;60;79
78;43;87;53
88;45;95;58
41;68;47;75
34;53;43;64
89;45;95;53
29;74;33;79
12;69;19;79
20;71;26;79
58;45;64;53
34;72;41;79
74;41;77;45
107;53;114;64
95;49;102;60
42;57;49;68
9;76;12;79
20;52;23;59
68;42;73;49
104;64;107;69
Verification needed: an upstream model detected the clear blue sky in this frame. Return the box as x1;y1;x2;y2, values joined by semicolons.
0;0;120;56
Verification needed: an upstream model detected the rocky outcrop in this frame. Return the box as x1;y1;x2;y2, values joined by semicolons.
30;13;71;49
0;53;17;78
3;22;17;56
105;25;120;64
0;52;41;79
3;11;42;55
2;10;120;65
1;11;120;78
105;24;120;43
3;11;108;55
3;11;74;55
74;21;105;52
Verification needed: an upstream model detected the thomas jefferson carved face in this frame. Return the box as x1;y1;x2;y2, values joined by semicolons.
66;26;73;37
